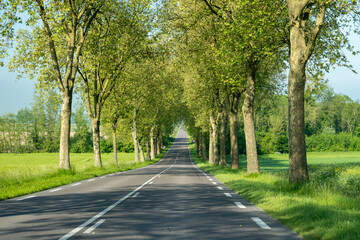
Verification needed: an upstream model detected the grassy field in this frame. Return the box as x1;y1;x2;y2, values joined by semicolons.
192;145;360;240
0;151;168;201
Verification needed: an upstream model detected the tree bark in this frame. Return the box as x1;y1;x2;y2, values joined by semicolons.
139;140;145;162
228;93;240;169
146;141;151;160
201;132;207;161
209;124;214;165
91;118;102;167
131;110;139;163
112;123;118;166
150;127;156;159
156;134;161;155
287;0;326;182
243;63;259;174
59;91;72;169
219;110;227;166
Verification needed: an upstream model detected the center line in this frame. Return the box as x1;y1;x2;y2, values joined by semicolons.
235;202;246;208
212;182;217;185
224;193;232;197
217;186;223;190
84;219;106;234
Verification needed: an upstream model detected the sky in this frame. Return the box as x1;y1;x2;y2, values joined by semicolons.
1;37;360;115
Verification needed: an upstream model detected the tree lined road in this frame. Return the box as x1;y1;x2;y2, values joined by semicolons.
0;129;301;239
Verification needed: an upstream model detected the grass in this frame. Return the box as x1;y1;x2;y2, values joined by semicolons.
191;144;360;240
0;149;171;201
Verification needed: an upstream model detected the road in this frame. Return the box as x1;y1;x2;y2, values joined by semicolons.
0;129;302;239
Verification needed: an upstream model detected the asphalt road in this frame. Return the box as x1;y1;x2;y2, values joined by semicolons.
0;129;302;239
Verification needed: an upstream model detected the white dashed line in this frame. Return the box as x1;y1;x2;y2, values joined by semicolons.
17;195;36;201
212;182;217;185
50;188;63;193
224;193;232;197
84;219;106;234
209;179;213;181
206;176;210;178
132;192;140;198
217;186;223;190
71;183;81;187
251;217;271;229
235;202;246;209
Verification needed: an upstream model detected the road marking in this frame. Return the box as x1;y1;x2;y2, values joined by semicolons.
50;188;63;193
109;174;114;176
212;182;217;185
206;176;210;178
209;179;213;181
84;219;106;234
100;176;106;179
59;159;177;240
251;217;271;229
132;192;140;198
224;193;232;197
88;179;95;182
71;183;81;187
235;202;246;209
149;181;154;184
17;195;36;201
217;186;223;190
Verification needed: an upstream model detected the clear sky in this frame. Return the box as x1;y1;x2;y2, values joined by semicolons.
0;37;360;115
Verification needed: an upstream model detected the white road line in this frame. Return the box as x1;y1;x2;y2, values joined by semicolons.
100;176;106;179
209;179;213;181
206;176;210;178
235;202;246;209
83;219;106;234
251;217;271;229
132;192;140;198
224;193;232;197
71;183;81;187
88;179;95;182
212;182;217;185
50;188;63;193
149;182;154;184
217;186;224;190
17;195;36;201
58;159;177;240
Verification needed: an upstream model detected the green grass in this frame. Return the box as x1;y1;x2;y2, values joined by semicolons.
191;144;360;240
0;148;171;201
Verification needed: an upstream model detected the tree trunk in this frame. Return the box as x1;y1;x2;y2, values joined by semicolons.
131;110;139;163
156;133;161;155
139;140;145;162
243;63;259;174
112;123;118;166
91;118;102;168
228;94;240;169
201;132;207;161
150;127;156;159
209;125;214;165
146;141;151;160
59;91;72;169
288;64;308;182
219;110;227;166
213;114;220;165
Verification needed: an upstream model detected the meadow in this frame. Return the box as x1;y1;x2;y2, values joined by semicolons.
192;146;360;240
0;151;166;201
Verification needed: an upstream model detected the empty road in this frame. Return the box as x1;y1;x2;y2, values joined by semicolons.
0;129;301;239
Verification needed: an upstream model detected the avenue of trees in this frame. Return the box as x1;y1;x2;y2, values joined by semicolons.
1;0;360;183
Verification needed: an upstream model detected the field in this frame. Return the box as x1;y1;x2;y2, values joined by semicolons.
192;146;360;240
0;151;166;201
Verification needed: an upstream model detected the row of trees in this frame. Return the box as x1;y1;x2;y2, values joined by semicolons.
164;0;360;182
1;0;181;168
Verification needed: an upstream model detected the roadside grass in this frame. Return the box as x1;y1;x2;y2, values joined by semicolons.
190;143;360;240
0;149;170;201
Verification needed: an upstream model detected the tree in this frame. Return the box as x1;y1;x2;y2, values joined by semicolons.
9;0;104;169
286;0;359;182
